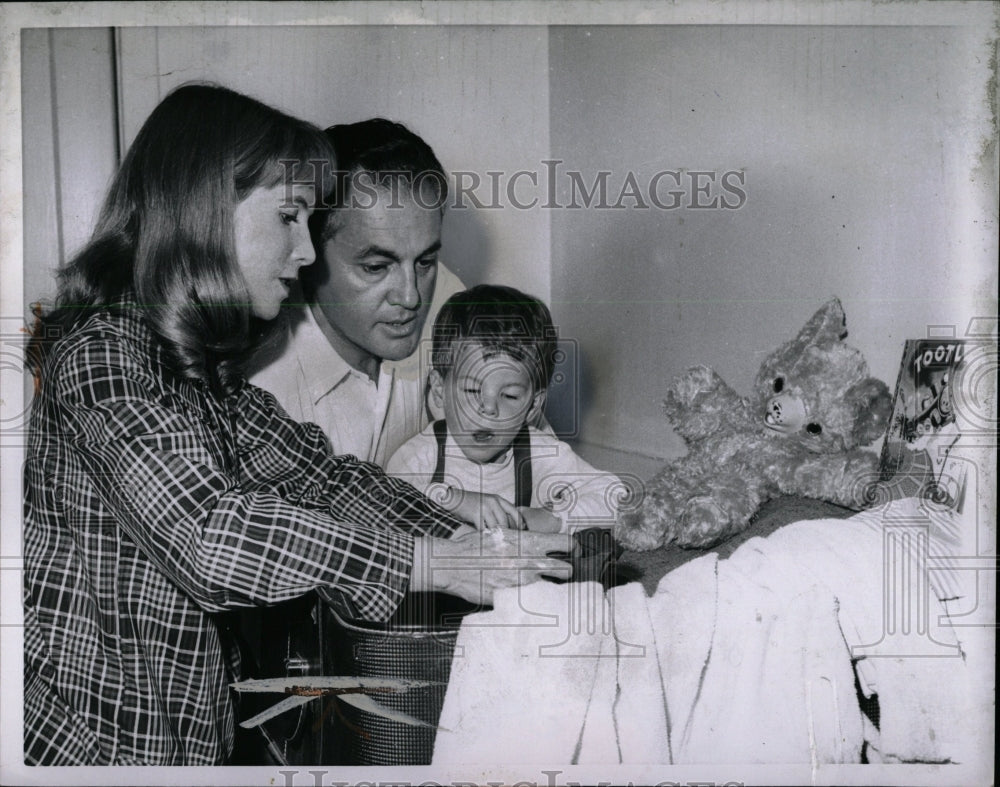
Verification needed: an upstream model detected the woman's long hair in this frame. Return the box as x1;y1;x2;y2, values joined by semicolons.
29;83;334;396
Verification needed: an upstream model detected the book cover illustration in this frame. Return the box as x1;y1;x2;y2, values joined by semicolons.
879;339;970;510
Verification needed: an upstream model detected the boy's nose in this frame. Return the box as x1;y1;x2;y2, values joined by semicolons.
478;395;498;417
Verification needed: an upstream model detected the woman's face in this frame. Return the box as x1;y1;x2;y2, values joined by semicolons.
233;182;317;319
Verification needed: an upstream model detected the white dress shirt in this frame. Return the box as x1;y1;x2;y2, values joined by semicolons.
248;264;465;467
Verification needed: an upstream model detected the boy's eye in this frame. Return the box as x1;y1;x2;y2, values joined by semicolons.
502;392;523;401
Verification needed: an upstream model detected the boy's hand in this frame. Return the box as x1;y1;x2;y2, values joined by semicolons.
441;488;525;531
517;506;562;533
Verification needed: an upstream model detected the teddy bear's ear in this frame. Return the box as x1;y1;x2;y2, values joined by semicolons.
795;297;848;347
846;376;893;445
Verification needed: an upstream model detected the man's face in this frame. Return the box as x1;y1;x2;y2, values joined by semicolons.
312;182;442;375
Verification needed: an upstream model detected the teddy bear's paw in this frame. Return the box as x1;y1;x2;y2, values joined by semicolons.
675;496;732;548
670;366;725;407
840;451;883;507
614;509;670;552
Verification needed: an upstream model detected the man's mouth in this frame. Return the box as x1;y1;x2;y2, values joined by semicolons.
382;316;418;336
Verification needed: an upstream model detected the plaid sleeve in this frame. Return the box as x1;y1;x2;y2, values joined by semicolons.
237;383;465;539
54;336;415;621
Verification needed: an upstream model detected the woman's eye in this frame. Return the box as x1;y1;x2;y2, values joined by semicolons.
806;423;823;435
773;377;784;393
279;211;299;225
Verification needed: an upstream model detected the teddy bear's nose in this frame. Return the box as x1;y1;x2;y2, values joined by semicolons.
764;393;807;433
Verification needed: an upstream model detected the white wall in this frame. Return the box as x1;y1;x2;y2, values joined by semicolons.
549;24;998;460
18;21;998;468
115;25;552;302
20;28;118;315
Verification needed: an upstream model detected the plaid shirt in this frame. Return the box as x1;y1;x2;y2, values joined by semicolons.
23;302;462;765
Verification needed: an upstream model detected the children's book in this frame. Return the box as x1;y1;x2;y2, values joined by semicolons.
879;339;971;510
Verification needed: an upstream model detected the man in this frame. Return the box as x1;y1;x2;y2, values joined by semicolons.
242;119;465;764
249;118;465;467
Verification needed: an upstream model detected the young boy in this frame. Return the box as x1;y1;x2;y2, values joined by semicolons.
387;285;623;533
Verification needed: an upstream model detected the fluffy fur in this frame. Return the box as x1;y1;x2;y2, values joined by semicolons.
616;298;892;551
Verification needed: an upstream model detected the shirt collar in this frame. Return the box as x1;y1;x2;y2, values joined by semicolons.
291;305;360;403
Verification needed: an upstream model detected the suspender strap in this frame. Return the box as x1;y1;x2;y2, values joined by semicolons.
431;419;448;485
512;423;533;509
430;420;533;509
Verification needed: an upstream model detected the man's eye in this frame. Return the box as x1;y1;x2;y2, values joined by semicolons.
416;257;438;271
362;263;389;275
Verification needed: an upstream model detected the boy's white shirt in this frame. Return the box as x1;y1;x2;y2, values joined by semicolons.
386;423;624;533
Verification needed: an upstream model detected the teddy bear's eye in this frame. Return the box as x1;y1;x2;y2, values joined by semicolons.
773;377;784;393
806;423;823;435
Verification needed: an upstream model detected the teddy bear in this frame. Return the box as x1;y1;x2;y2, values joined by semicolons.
615;298;893;552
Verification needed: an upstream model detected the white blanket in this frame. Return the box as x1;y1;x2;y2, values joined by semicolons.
432;498;993;769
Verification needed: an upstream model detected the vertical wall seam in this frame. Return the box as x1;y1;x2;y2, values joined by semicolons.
46;28;64;268
110;27;122;165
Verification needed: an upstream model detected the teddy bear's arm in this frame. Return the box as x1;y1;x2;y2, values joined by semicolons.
663;365;749;441
771;449;881;509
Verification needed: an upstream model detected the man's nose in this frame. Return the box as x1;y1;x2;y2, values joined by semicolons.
388;265;420;309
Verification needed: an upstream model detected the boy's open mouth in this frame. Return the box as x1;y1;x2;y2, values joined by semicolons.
472;430;495;443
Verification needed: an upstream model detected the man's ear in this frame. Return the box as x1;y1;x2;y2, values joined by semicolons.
527;388;547;428
428;369;446;412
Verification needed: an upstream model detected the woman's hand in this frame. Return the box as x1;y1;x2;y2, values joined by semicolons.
410;529;574;605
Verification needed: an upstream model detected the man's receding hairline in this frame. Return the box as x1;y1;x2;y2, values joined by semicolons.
321;174;446;240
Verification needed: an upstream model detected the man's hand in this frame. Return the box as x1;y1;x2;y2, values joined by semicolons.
410;529;574;605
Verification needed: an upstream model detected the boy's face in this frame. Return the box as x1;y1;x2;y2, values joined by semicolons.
430;342;545;465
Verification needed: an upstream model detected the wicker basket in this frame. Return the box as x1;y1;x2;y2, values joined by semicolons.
319;590;483;765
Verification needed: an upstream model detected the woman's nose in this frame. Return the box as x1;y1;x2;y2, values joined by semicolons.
293;225;316;268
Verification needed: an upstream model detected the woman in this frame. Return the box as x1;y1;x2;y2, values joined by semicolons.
23;83;567;765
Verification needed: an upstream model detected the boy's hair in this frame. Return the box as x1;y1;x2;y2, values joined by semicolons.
432;285;558;391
